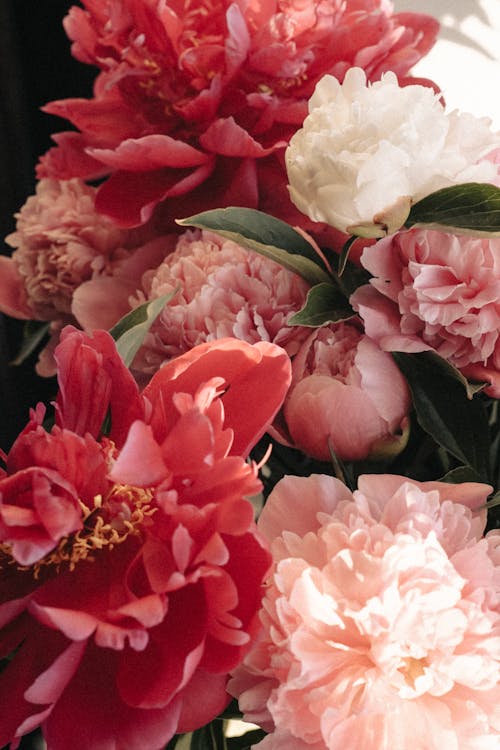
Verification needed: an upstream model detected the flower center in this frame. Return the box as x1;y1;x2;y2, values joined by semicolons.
3;485;156;579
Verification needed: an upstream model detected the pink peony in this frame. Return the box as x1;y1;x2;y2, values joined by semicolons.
122;229;311;376
351;228;500;397
229;473;500;750
278;322;410;461
37;0;439;229
0;178;173;375
0;327;292;750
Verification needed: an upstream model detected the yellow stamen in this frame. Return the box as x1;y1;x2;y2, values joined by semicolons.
1;485;157;579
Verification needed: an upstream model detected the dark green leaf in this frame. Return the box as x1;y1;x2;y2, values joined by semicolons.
406;182;500;236
439;465;485;484
337;235;357;276
227;729;266;750
10;321;50;366
392;351;491;481
109;292;178;367
178;207;332;286
189;722;226;750
485;490;500;510
288;283;354;327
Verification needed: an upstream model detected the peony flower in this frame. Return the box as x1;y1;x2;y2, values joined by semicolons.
36;1;439;229
118;229;311;376
278;322;410;461
229;473;500;750
0;326;291;750
350;228;500;397
285;68;498;237
0;178;174;375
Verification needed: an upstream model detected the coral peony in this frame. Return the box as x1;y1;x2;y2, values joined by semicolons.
285;68;498;237
229;473;500;750
279;322;410;461
0;327;291;750
37;1;439;228
118;229;311;375
351;228;500;397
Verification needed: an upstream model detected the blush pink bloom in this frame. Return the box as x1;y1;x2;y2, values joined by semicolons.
229;473;500;750
36;1;439;229
119;229;311;376
278;322;410;461
351;228;500;397
0;327;291;750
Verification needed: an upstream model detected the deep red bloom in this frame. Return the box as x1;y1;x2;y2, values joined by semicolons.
37;0;439;229
0;327;291;749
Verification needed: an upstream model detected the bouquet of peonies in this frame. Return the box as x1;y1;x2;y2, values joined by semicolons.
0;2;499;749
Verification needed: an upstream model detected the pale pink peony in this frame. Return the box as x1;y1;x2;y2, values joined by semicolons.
350;228;500;396
229;473;500;750
37;1;439;229
279;322;410;461
127;229;311;375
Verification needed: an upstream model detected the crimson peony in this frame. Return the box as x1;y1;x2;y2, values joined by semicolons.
0;327;291;750
37;0;439;229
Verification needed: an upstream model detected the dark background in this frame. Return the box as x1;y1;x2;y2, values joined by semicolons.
0;1;94;452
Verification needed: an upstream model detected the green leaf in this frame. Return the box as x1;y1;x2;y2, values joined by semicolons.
392;351;491;481
439;465;485;484
227;729;266;750
337;235;357;276
178;207;332;286
109;292;178;367
406;182;500;236
188;722;226;750
288;283;354;327
10;321;50;366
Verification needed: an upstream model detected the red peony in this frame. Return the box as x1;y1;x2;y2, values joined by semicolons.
0;327;291;750
37;0;439;229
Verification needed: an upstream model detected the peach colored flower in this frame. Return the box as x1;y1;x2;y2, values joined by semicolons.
279;322;410;461
126;229;311;376
351;228;500;397
229;473;500;750
37;1;439;229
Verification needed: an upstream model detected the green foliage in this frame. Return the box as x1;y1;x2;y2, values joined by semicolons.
288;282;354;327
109;292;177;367
10;321;50;366
406;182;500;236
392;351;491;482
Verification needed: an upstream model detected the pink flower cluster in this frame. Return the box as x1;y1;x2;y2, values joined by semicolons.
230;473;500;750
0;327;291;750
351;228;500;396
37;0;439;229
126;229;311;375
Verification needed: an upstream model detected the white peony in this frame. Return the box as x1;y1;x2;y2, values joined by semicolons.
285;68;499;237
